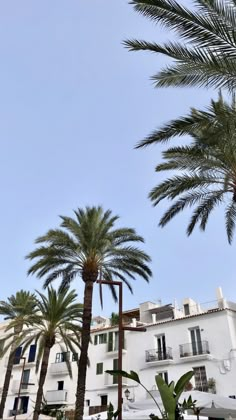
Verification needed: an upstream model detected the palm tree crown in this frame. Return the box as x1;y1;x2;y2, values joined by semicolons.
0;290;37;323
19;287;82;356
26;206;152;296
17;287;82;420
125;0;236;90
0;290;38;419
138;94;236;243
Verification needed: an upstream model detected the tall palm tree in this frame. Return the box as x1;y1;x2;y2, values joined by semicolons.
0;290;37;419
17;287;82;420
125;0;236;91
137;93;236;243
26;206;152;420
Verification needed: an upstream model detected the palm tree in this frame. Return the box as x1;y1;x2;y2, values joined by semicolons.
26;206;152;420
18;287;82;420
110;312;119;326
0;290;37;419
137;93;236;243
125;0;236;91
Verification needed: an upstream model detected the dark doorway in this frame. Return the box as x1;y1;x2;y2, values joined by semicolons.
100;395;108;406
58;381;64;391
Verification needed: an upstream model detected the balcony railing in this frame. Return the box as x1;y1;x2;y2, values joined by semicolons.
89;405;108;416
104;373;127;387
45;390;68;403
50;362;70;375
145;348;173;363
195;385;209;392
9;410;24;417
180;341;210;357
107;340;126;353
11;380;29;393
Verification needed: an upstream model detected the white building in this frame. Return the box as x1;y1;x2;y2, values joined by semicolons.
1;287;236;418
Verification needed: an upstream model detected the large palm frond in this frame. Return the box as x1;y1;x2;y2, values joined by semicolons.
125;0;236;90
139;94;236;242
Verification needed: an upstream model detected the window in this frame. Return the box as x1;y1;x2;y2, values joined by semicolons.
157;371;168;384
22;370;30;390
28;344;36;363
94;333;107;345
58;381;64;391
96;363;103;375
14;347;22;365
55;352;70;363
99;334;107;344
86;400;90;407
193;366;208;391
190;328;202;355
72;353;78;362
13;396;29;414
184;304;190;316
108;332;113;352
108;331;125;352
156;335;167;360
101;395;108;406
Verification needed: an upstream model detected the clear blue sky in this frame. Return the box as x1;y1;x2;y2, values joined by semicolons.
0;0;235;316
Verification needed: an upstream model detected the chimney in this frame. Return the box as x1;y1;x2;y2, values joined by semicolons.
152;313;157;324
132;318;137;327
216;287;225;308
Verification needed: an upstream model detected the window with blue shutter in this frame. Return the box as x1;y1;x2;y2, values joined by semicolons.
28;344;36;363
14;347;22;364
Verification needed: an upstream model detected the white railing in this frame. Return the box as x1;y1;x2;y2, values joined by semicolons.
45;389;68;403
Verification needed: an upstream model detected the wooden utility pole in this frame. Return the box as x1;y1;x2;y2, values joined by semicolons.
97;280;146;420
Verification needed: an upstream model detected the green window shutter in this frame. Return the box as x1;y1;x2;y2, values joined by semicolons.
99;334;104;344
108;332;113;352
96;363;103;375
94;335;98;345
100;333;107;344
113;359;118;384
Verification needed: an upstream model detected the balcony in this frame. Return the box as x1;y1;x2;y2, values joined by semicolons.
11;380;30;394
145;348;173;366
179;341;212;362
104;373;128;387
107;341;127;356
45;390;68;404
50;362;70;375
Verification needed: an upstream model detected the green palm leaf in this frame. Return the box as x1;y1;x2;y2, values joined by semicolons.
127;0;236;90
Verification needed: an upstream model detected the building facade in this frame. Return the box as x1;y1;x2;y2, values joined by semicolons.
1;287;236;418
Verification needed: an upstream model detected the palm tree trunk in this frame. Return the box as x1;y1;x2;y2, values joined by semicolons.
0;350;15;418
33;346;51;420
0;326;22;419
74;281;94;420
